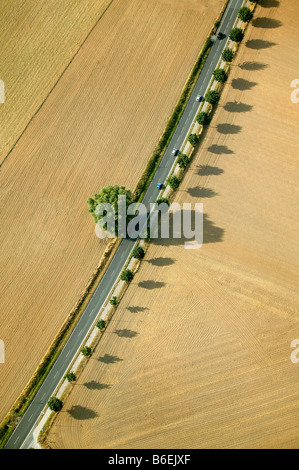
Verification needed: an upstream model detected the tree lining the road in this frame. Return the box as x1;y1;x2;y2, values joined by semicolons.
1;1;253;449
205;90;220;105
196;111;211;125
222;48;234;62
238;7;253;23
47;397;63;412
229;27;244;43
213;68;228;83
87;185;132;236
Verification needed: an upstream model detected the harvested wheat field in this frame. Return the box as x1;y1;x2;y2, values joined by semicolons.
0;0;224;423
47;0;299;449
0;0;112;164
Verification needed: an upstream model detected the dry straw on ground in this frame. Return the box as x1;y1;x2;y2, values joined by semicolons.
47;0;299;449
0;0;223;422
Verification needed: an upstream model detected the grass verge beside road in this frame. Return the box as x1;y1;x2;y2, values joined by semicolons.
0;238;121;448
133;0;230;202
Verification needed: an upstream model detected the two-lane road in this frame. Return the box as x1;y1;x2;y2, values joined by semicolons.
5;0;244;449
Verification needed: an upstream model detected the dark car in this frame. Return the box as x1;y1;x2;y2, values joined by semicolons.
217;32;225;40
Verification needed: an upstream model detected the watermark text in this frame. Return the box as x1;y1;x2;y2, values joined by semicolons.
291;339;299;364
290;79;299;103
94;197;203;249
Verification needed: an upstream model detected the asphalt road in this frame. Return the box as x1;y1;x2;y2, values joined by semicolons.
5;0;244;449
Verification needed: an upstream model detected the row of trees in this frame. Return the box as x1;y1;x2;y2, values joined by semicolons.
177;11;256;176
86;9;254;234
220;7;254;66
229;5;254;42
48;5;256;417
186;6;255;145
47;245;147;411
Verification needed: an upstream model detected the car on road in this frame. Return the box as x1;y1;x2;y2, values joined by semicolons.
157;183;164;190
217;32;225;40
171;148;179;156
196;94;203;102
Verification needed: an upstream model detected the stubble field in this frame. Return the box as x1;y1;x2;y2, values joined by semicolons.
0;0;112;164
47;0;299;449
0;0;224;422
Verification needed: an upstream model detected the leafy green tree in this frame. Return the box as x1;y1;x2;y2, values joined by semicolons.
120;269;134;283
155;198;170;206
205;90;220;105
213;68;228;83
81;346;92;357
238;7;253;22
65;372;76;383
222;48;234;62
196;112;211;126
167;175;181;190
87;185;132;236
177;153;190;169
132;246;145;260
229;28;244;43
48;397;63;412
109;296;119;306
96;319;107;330
188;134;199;147
87;197;96;210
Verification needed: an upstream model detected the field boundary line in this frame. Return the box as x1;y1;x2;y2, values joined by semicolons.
39;0;258;449
0;0;115;169
1;0;244;448
3;2;231;446
39;0;245;447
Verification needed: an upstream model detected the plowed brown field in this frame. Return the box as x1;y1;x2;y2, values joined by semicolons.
0;0;224;422
47;0;299;449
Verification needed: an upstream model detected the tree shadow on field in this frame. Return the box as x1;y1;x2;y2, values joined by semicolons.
239;61;268;71
68;405;98;420
231;78;258;91
203;214;225;244
187;186;218;199
252;17;282;28
114;329;138;338
83;381;111;390
138;280;165;290
207;144;234;154
127;306;149;313
146;257;175;267
217;123;242;134
97;354;123;364
151;211;225;246
223;101;253;113
260;0;280;7
246;39;277;50
197;165;224;176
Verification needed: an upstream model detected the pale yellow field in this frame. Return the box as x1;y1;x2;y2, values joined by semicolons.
0;0;224;422
47;0;299;449
0;0;112;164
